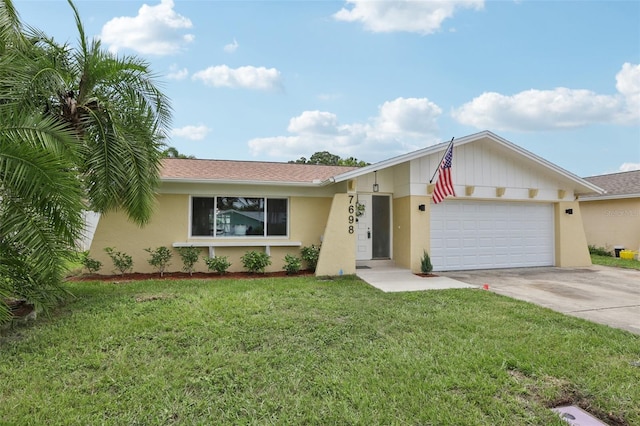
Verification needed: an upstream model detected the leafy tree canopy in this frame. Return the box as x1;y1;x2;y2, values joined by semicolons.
161;146;195;159
290;151;369;167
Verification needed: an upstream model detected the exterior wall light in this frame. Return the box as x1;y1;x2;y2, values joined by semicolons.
565;208;573;215
373;170;379;192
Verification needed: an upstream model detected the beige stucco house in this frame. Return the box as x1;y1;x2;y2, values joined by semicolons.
580;170;640;255
88;131;603;275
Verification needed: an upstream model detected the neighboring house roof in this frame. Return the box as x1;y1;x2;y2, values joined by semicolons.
218;209;264;222
161;158;358;186
332;130;604;196
581;170;640;201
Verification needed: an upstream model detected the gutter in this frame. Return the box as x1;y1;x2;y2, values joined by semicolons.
160;178;326;187
580;193;640;202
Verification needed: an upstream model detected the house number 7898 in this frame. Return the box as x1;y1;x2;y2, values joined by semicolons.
348;196;355;234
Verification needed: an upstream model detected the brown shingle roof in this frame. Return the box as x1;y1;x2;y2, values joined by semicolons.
160;158;358;184
583;170;640;198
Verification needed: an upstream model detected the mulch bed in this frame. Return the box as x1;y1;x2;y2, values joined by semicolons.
66;270;315;283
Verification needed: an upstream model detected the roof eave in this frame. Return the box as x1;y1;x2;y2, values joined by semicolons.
331;130;604;195
579;193;640;201
160;178;324;187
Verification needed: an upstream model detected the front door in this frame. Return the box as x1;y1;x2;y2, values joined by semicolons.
355;194;391;260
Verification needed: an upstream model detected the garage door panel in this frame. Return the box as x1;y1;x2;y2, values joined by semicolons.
445;238;461;248
431;201;554;271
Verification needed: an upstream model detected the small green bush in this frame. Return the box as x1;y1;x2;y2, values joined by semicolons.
241;250;271;274
588;245;612;257
301;244;320;272
144;246;173;277
420;250;433;274
204;256;231;274
104;247;133;275
176;246;200;276
283;254;302;275
80;251;102;274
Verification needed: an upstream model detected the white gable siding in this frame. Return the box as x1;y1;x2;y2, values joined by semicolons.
409;138;575;201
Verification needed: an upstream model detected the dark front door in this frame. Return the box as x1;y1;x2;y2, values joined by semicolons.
372;195;390;259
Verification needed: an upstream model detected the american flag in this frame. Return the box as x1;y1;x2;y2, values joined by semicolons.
432;142;455;204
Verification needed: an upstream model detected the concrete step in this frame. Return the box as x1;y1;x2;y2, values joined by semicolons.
356;259;395;269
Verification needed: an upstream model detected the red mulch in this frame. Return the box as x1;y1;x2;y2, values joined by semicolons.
66;270;315;283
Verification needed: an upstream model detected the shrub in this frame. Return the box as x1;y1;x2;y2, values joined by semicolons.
80;251;102;274
301;244;320;272
283;254;302;275
588;245;613;257
420;250;433;274
241;250;271;274
176;246;200;276
204;256;231;275
104;247;133;275
144;246;173;277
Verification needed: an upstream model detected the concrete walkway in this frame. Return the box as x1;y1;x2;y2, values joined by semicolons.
356;266;477;292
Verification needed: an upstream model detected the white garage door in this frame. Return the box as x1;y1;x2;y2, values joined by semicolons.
430;201;554;271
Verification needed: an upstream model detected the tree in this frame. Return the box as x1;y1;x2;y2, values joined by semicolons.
338;156;369;167
161;146;195;159
0;0;171;323
289;151;369;167
55;0;171;225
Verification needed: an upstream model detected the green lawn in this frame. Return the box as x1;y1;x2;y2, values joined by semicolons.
591;254;640;270
2;276;639;425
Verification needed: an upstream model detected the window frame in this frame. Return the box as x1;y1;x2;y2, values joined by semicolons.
189;195;289;239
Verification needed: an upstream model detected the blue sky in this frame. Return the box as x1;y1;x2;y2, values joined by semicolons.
14;0;640;177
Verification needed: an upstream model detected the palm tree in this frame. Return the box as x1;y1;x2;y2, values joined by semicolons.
0;0;172;323
0;5;85;321
58;0;171;224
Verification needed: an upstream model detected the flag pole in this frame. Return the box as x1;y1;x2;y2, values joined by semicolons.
429;137;454;183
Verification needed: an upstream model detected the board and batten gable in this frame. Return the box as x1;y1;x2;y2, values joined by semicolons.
410;137;576;200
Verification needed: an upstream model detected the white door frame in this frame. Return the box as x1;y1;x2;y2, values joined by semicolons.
355;194;372;260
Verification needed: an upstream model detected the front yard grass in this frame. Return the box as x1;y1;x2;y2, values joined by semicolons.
591;254;640;270
1;276;639;425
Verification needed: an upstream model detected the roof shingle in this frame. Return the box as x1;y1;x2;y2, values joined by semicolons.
583;170;640;198
160;158;358;184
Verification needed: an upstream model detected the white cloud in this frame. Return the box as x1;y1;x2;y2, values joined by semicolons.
287;111;339;134
248;97;442;161
333;0;484;34
171;125;210;141
619;163;640;172
192;65;282;91
100;0;194;56
615;63;640;124
167;65;188;80
376;97;441;135
224;38;239;53
452;63;640;131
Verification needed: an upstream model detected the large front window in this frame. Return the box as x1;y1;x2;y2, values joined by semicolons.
191;196;288;237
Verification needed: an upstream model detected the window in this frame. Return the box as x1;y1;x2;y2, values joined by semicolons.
191;196;288;237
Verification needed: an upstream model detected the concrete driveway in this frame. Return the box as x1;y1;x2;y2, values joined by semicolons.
439;266;640;335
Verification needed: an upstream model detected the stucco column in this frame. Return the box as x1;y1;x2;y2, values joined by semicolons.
393;195;430;272
555;201;592;267
315;193;357;276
